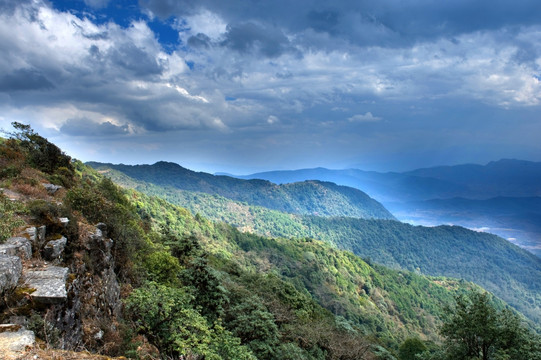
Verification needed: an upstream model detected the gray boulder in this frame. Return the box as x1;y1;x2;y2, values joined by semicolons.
43;236;67;261
24;266;69;304
43;183;62;194
0;237;32;259
0;325;35;352
0;256;22;294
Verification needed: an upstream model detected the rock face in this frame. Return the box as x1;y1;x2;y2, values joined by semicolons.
0;326;35;352
43;183;62;194
24;266;69;304
0;256;22;294
0;237;32;259
43;236;67;261
1;221;122;353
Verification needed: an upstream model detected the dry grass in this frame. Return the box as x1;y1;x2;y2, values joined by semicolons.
12;183;48;199
10;348;128;360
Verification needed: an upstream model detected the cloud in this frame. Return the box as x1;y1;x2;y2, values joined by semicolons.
221;22;293;58
2;0;541;173
348;112;381;122
82;0;110;9
267;115;279;124
0;68;54;91
60;118;130;137
140;0;541;49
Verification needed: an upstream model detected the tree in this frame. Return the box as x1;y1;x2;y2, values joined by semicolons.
440;291;540;360
399;338;427;360
7;122;73;176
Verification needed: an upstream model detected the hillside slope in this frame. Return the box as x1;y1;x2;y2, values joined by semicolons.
100;171;541;326
87;161;395;220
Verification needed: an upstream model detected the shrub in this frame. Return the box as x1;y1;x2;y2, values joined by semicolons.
0;193;25;242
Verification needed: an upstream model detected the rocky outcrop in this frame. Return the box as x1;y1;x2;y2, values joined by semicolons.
1;220;123;353
43;236;67;261
24;266;69;304
0;256;22;294
0;237;32;259
0;325;35;352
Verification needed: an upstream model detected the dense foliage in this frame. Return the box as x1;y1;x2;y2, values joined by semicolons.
0;192;25;242
129;191;493;350
421;292;541;360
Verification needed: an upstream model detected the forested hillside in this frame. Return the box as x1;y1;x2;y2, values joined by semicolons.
98;171;541;327
87;161;395;220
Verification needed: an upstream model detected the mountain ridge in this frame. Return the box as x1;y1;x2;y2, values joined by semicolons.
87;161;395;220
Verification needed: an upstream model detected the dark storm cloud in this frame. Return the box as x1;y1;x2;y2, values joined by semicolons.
221;22;292;57
60;118;129;136
108;42;164;76
142;0;541;47
188;33;211;48
0;68;54;92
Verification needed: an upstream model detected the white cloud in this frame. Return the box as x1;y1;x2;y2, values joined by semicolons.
348;112;381;122
184;9;227;40
267;115;279;124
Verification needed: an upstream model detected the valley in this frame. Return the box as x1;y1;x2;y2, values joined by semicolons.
232;160;541;257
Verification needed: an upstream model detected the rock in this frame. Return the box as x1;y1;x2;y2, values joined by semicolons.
0;237;32;259
24;266;69;304
43;236;67;261
96;223;107;236
0;327;35;352
0;324;22;333
0;256;22;294
37;225;46;249
43;183;62;194
24;227;37;243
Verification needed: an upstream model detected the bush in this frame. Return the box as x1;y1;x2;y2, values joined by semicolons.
0;193;25;243
125;282;254;359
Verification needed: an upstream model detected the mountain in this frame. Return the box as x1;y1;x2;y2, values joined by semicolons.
234;167;468;202
404;159;541;198
96;167;541;326
87;161;395;220
235;160;541;256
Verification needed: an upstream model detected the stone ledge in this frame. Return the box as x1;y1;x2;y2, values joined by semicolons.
24;266;69;304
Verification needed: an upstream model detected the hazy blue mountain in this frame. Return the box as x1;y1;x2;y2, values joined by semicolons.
404;159;541;198
237;159;541;200
236;160;541;256
234;167;468;202
87;161;395;220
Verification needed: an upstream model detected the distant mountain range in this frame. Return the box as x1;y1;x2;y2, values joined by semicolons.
232;159;541;256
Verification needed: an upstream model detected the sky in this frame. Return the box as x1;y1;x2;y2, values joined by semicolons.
1;0;541;174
